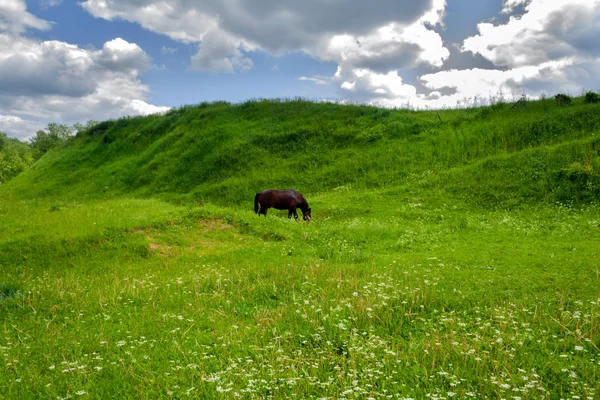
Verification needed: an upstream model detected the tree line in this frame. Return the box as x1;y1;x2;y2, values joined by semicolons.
0;121;98;185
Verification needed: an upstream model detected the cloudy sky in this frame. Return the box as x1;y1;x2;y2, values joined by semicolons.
1;0;599;139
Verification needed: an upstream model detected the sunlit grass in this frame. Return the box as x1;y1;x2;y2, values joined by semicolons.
1;97;599;398
1;190;599;399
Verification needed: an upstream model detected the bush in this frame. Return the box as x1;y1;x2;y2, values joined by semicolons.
558;155;600;202
30;123;74;160
0;132;33;184
584;91;600;104
554;93;572;106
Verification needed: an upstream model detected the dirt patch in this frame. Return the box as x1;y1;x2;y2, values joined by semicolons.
198;218;234;233
128;219;239;259
147;236;173;257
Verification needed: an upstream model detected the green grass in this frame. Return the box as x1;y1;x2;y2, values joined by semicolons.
1;97;599;398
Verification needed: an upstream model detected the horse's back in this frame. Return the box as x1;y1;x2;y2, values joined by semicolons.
258;189;304;209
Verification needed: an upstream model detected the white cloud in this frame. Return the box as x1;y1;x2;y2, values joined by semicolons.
0;0;169;139
338;69;417;101
4;0;597;123
464;0;600;68
81;0;435;51
0;115;45;141
418;59;576;107
0;0;51;33
161;45;177;55
81;0;449;79
316;19;448;73
324;3;448;104
40;0;63;8
501;0;530;14
189;30;253;73
299;76;330;85
407;0;600;108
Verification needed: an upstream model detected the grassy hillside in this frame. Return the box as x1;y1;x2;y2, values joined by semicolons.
1;98;599;399
6;97;600;206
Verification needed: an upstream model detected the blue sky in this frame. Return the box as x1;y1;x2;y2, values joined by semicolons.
1;0;599;139
29;1;340;105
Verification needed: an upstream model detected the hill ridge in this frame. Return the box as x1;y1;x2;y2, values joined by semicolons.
2;98;600;207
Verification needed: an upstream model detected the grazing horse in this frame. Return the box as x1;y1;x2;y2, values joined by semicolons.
254;189;311;221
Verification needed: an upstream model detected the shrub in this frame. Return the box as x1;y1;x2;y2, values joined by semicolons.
554;93;572;106
0;132;33;184
584;91;600;104
558;155;600;202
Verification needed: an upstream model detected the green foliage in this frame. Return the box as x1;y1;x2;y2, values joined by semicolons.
3;96;600;207
585;91;600;104
554;93;573;106
0;132;33;184
559;154;600;201
72;120;100;136
29;122;74;160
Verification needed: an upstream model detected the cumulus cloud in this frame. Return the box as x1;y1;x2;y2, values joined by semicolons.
6;0;598;121
81;0;449;79
80;0;453;108
81;0;436;51
161;46;177;55
0;0;51;33
327;1;448;104
0;115;45;141
464;0;600;68
96;38;151;73
189;30;253;73
299;76;330;85
410;0;600;108
316;19;448;74
40;0;64;8
0;0;168;139
501;0;530;14
337;69;417;102
418;59;574;106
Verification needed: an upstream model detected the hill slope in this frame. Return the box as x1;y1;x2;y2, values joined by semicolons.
3;98;600;206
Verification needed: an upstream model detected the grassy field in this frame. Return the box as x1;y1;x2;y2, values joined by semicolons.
1;98;599;399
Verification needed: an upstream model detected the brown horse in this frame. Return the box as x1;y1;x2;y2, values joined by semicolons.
254;189;311;221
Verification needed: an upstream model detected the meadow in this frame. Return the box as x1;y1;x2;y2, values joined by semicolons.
1;97;599;399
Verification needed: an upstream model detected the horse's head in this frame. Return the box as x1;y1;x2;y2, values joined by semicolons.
303;208;312;221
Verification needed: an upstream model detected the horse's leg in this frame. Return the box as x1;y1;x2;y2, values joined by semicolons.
292;208;298;220
260;206;268;217
288;210;292;219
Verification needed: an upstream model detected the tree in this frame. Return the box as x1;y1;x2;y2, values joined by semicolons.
0;132;34;184
73;120;100;135
554;93;573;106
585;91;600;104
29;123;74;160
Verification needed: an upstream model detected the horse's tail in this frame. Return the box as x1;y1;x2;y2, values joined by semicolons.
254;193;260;214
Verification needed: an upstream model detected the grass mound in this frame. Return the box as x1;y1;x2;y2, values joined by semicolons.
4;97;600;206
